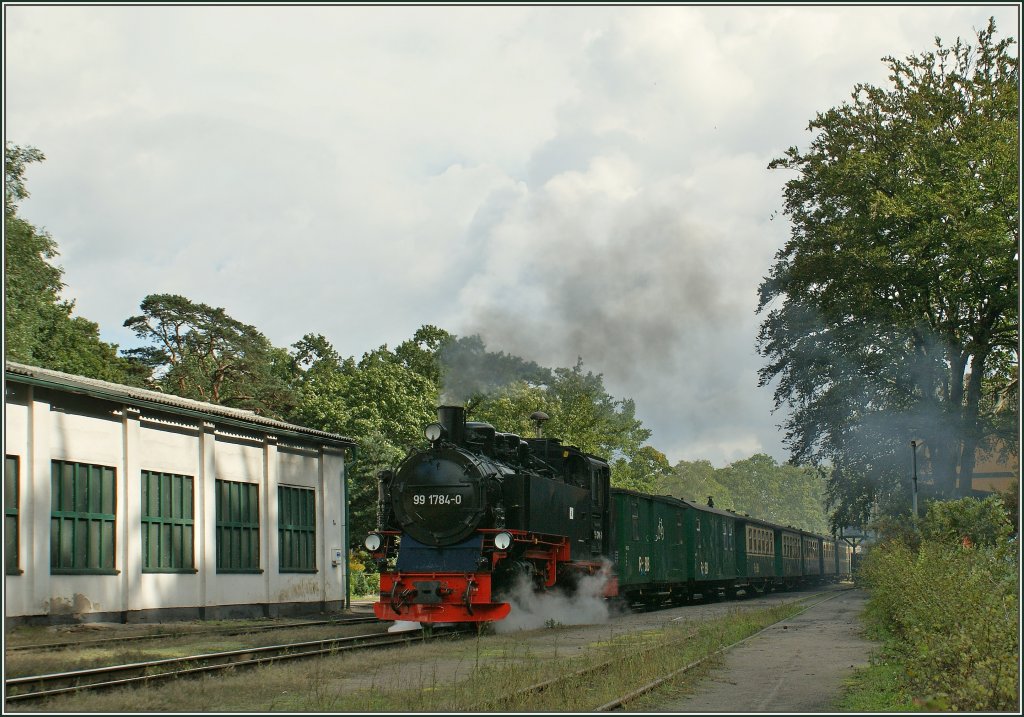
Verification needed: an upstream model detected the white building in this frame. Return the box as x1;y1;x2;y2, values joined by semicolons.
4;361;356;626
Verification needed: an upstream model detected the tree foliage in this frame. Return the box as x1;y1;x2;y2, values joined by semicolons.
757;20;1019;528
654;459;735;506
123;293;296;416
469;358;658;491
654;455;829;533
4;142;137;383
287;330;442;541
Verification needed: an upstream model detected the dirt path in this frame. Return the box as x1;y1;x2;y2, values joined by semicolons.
648;588;872;713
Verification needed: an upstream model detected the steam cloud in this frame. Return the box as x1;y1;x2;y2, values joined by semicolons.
452;163;781;465
493;561;614;633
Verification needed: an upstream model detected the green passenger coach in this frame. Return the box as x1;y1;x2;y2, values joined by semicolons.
609;490;690;604
610;489;742;605
609;487;842;607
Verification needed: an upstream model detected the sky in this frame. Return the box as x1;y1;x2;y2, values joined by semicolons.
4;3;1020;467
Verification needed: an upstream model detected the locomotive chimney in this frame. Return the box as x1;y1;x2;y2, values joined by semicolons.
437;405;466;446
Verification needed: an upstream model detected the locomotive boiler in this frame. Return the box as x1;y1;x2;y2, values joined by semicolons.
364;406;613;623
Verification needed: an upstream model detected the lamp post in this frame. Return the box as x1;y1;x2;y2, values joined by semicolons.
910;440;920;519
530;411;549;439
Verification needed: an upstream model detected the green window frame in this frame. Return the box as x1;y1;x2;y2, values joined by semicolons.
278;485;316;573
142;470;196;573
216;479;261;573
6;455;21;575
50;460;118;574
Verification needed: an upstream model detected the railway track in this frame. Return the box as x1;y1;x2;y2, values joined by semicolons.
5;615;379;653
5;624;470;704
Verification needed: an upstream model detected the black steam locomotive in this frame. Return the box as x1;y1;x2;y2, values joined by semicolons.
364;405;612;623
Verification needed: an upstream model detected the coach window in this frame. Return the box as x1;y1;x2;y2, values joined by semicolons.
5;455;21;575
279;485;316;573
216;479;262;573
51;460;118;574
142;470;196;573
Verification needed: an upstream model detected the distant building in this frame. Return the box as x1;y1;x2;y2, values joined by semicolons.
969;442;1019;495
4;361;356;626
909;438;1018;499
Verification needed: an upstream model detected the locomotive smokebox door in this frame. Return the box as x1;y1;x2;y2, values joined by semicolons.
392;447;488;546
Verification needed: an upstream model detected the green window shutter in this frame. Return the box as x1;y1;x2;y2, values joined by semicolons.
141;470;195;572
278;485;316;572
49;460;117;574
216;479;260;573
5;456;20;575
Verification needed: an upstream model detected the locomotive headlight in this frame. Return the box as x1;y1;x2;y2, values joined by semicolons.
424;422;444;442
494;532;513;551
364;533;383;552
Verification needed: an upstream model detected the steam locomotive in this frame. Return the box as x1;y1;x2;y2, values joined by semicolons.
363;407;851;624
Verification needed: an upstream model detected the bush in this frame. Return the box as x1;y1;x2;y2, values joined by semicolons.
919;495;1013;548
859;498;1019;711
348;549;380;597
350;570;380;597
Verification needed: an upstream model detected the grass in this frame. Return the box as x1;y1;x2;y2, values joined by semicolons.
8;596;819;713
832;654;918;712
3;621;385;679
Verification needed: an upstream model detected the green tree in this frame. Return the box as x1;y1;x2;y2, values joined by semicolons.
718;455;829;533
123;293;296;416
654;459;736;509
471;357;656;489
467;379;555;438
611;445;672;493
545;359;649;461
757;20;1019;528
5;142;137;383
288;331;440;541
394;324;452;385
653;455;828;532
339;347;439;446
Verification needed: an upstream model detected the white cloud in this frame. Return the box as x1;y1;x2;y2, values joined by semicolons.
5;4;1018;465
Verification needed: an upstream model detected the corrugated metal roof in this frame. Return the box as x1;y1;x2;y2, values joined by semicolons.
5;360;356;447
